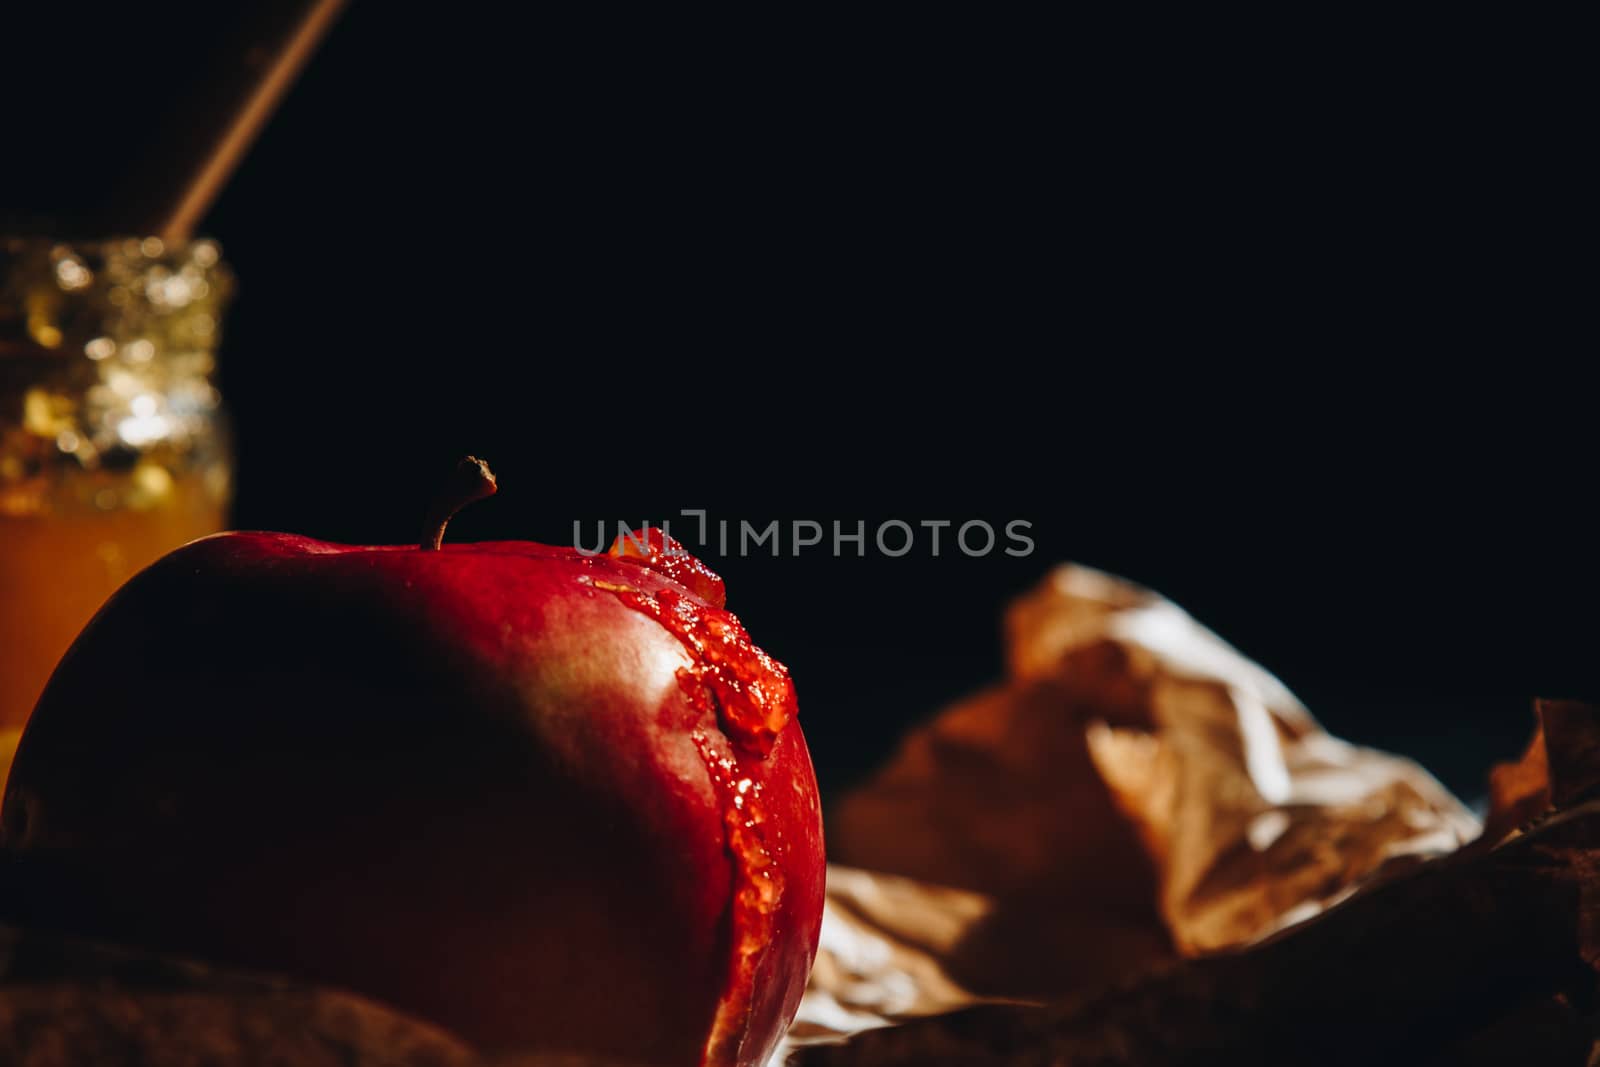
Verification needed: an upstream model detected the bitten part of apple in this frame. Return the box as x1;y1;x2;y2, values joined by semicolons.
0;481;824;1067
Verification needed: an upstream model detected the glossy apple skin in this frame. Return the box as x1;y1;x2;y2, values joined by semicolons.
0;533;825;1067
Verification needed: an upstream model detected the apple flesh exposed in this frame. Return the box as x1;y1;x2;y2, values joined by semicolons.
0;460;825;1067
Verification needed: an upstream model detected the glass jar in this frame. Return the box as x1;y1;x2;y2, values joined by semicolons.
1;236;234;735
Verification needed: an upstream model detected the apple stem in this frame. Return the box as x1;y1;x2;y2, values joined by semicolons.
421;457;498;551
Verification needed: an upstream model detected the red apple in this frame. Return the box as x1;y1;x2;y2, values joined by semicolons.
0;459;825;1067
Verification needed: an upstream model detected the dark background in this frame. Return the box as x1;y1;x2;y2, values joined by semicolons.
6;4;1590;801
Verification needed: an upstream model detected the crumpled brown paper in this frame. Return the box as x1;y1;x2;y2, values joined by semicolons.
782;564;1491;1063
1484;698;1600;843
792;693;1600;1065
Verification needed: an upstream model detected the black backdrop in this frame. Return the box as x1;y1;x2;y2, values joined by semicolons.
6;4;1591;800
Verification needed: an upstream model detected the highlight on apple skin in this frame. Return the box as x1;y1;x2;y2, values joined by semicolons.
0;458;826;1067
